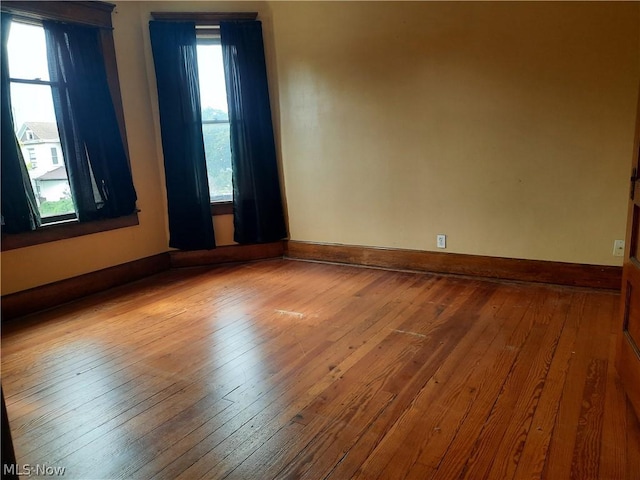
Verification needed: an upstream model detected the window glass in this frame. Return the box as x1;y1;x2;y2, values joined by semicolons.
9;82;57;130
7;21;50;81
7;20;75;220
196;40;233;203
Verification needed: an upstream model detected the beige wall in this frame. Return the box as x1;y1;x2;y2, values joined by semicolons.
274;1;640;265
2;1;639;295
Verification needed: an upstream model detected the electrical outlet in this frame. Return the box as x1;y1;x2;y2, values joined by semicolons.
437;234;446;249
613;240;625;257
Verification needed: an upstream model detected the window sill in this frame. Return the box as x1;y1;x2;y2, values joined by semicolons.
211;202;233;216
1;213;139;251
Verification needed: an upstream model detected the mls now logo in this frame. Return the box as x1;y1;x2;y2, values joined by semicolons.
3;464;66;476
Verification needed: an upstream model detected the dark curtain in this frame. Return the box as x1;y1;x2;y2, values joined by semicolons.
1;14;41;233
44;21;137;222
220;21;286;244
149;21;215;250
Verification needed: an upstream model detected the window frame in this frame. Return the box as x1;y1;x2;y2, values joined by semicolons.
151;11;258;217
27;147;36;165
51;147;59;164
1;1;139;251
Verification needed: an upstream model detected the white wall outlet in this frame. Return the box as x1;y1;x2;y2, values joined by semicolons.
613;240;625;257
437;234;446;249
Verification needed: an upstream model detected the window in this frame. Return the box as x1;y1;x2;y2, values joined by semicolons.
1;1;138;250
150;11;258;209
26;147;36;168
7;21;74;219
196;34;232;203
149;14;286;246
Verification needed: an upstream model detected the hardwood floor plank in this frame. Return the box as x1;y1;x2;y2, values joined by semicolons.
1;260;636;480
571;358;607;480
280;390;395;480
125;267;405;479
62;266;372;478
326;285;528;480
428;289;549;479
5;262;332;426
543;293;614;479
9;308;256;441
140;274;434;480
569;295;617;480
344;282;501;480
598;334;629;480
271;281;495;480
3;269;261;401
511;292;587;479
352;285;531;480
222;285;443;480
482;291;577;480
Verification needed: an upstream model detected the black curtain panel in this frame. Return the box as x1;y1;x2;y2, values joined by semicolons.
44;21;137;222
220;21;287;244
149;21;215;250
1;14;41;233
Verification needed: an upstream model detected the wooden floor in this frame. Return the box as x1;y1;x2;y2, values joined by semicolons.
2;259;639;480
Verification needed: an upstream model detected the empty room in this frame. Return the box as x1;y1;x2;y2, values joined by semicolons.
1;1;639;479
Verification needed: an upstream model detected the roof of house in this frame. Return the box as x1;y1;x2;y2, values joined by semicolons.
19;122;60;142
35;166;68;181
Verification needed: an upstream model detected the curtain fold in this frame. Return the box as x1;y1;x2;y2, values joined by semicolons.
1;14;41;233
149;21;215;250
220;21;287;244
44;21;137;222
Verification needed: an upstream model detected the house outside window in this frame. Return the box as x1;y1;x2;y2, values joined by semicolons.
51;146;58;164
